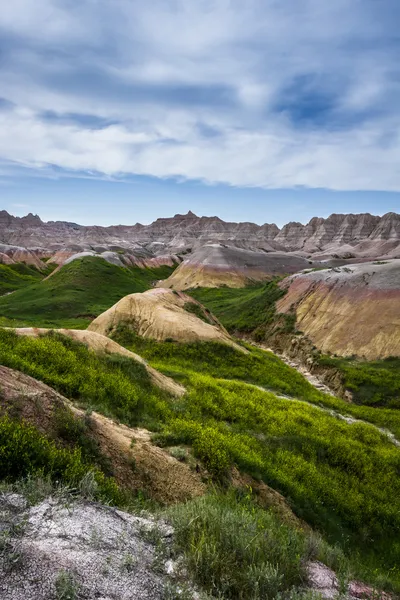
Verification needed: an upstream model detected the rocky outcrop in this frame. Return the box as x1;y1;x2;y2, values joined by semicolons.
0;493;182;600
88;288;244;350
1;210;399;259
0;244;47;270
159;244;313;289
0;252;15;265
277;260;400;359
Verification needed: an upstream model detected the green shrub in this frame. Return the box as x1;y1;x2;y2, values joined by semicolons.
317;355;400;408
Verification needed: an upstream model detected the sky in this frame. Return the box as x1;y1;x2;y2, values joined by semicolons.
0;0;399;226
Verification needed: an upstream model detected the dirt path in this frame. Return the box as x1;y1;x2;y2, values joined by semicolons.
252;340;337;396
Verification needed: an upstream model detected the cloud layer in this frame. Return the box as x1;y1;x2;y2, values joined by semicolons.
0;0;399;190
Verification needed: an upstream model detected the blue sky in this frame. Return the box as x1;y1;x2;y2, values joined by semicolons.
0;0;399;226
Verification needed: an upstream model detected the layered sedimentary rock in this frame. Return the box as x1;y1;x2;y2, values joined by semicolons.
1;210;399;259
88;287;243;349
0;243;47;270
277;260;400;359
160;244;313;289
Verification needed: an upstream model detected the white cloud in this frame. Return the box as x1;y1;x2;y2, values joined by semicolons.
0;0;398;191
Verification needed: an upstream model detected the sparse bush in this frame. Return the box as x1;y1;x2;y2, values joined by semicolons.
167;492;307;599
55;570;80;600
168;446;187;462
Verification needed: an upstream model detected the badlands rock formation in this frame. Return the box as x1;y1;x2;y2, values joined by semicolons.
160;244;313;289
88;288;243;349
277;260;400;359
0;243;47;270
1;210;399;259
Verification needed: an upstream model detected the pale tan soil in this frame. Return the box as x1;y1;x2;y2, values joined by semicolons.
88;288;245;351
0;252;15;265
10;327;185;397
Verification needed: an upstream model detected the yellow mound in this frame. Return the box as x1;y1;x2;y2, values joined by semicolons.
11;327;185;397
277;261;400;359
88;288;244;351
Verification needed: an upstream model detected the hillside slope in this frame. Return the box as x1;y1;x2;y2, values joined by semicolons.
0;263;48;296
0;257;175;328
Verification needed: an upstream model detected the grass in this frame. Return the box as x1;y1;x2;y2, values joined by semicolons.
55;570;80;600
2;326;400;591
167;491;351;600
167;491;308;599
317;355;400;408
0;257;175;328
0;328;171;427
111;329;400;437
191;284;400;410
111;332;400;590
0;263;51;296
189;281;286;333
183;301;214;325
0;414;122;504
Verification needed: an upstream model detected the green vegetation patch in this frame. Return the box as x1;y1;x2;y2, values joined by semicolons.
183;301;214;325
0;414;121;504
2;326;400;589
189;281;296;338
0;263;49;296
317;355;400;408
0;328;171;427
0;257;176;328
189;282;284;331
167;492;309;599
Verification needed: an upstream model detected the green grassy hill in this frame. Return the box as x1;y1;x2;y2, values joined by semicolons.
0;257;175;328
0;263;51;296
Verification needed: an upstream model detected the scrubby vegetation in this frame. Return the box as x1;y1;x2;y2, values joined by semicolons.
317;354;400;408
0;262;52;296
0;257;175;328
168;492;313;599
183;301;214;325
112;328;400;437
1;327;400;591
0;415;122;504
191;284;400;410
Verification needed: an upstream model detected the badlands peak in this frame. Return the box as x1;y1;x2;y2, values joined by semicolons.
0;210;399;259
